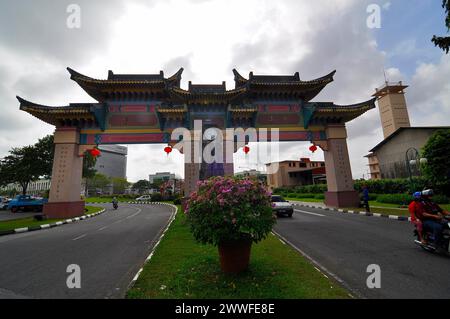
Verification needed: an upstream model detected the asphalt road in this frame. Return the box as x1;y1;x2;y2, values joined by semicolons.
274;205;450;299
0;203;174;299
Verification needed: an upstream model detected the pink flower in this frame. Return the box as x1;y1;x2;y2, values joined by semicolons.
222;188;232;194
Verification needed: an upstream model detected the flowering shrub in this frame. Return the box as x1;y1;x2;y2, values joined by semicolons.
185;177;275;246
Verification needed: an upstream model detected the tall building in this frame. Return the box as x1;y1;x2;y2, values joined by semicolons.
95;145;128;179
149;172;176;184
373;81;411;139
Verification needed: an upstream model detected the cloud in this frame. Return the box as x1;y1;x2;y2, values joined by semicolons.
407;54;450;127
0;0;130;64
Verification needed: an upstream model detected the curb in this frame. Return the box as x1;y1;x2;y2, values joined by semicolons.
0;208;107;237
293;203;411;222
128;203;178;289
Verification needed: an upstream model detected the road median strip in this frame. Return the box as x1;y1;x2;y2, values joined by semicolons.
0;208;106;237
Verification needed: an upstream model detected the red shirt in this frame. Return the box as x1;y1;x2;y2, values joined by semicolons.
409;200;425;221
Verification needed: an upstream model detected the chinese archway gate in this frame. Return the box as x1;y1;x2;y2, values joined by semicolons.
18;67;375;218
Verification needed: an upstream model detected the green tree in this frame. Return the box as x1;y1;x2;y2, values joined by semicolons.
432;0;450;53
150;178;165;192
112;177;130;194
0;146;43;195
34;135;55;178
132;180;150;195
422;129;450;196
83;151;97;179
87;173;111;195
82;151;98;197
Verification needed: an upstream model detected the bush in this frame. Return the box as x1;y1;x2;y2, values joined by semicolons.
173;197;182;205
294;193;316;199
354;177;431;194
185;177;275;246
432;195;450;204
294;184;328;194
151;193;163;202
314;194;325;200
377;194;413;205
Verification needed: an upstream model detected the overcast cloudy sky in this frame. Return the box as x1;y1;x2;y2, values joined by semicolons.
0;0;448;182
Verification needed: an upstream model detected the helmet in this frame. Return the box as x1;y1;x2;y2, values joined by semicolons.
413;192;422;199
422;189;434;197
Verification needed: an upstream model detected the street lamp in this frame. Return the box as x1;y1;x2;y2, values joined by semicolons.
405;148;427;189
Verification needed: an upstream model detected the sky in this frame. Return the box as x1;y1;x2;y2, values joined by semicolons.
0;0;449;183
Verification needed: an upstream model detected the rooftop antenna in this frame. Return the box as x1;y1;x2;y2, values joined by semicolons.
383;68;389;84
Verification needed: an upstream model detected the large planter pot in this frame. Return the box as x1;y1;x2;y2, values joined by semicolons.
218;240;252;274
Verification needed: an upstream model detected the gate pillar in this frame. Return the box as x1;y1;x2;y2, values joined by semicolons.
322;125;360;208
43;128;85;218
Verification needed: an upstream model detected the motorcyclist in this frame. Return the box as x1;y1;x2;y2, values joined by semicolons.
112;197;118;209
409;191;425;244
420;189;450;248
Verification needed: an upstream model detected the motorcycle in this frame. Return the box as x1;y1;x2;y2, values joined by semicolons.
414;216;450;255
113;202;118;210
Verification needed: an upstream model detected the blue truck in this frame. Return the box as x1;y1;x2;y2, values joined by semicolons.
7;195;48;213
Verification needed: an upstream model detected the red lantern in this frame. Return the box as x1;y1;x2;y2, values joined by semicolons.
243;146;250;155
90;148;101;157
309;144;318;153
164;146;173;155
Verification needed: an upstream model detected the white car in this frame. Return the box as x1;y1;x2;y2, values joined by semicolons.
271;195;294;217
136;195;152;202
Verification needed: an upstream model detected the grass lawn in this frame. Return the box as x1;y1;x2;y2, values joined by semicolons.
127;209;350;299
0;205;103;232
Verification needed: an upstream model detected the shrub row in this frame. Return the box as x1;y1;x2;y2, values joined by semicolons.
353;177;431;194
274;184;328;195
274;177;439;196
377;194;450;205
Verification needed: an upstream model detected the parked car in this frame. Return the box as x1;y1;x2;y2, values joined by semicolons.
136;195;152;202
271;195;294;217
7;195;48;213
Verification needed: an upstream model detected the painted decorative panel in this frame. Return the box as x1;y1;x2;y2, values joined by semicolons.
257;114;301;125
109;114;157;127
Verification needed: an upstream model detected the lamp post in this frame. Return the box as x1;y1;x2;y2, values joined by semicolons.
405;147;427;191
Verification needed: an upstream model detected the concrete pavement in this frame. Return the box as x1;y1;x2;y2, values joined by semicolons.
0;203;174;299
274;205;450;299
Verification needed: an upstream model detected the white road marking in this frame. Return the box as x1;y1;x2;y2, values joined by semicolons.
294;209;325;217
72;234;87;241
126;208;142;219
94;207;141;233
